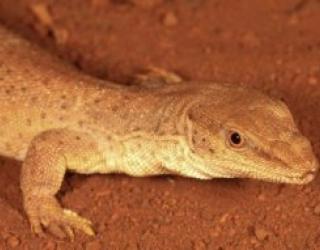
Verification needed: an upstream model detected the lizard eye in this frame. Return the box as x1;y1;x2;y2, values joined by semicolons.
228;131;244;148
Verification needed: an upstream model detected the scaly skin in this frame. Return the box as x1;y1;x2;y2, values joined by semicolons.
0;25;318;239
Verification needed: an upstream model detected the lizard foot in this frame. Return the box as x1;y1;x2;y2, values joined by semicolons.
25;197;95;240
132;66;183;89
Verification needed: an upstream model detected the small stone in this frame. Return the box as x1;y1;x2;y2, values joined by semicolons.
193;240;206;250
288;15;299;25
166;177;175;184
53;27;69;45
308;76;318;85
162;11;178;27
1;231;10;239
229;228;236;237
314;204;320;215
274;205;281;212
250;236;261;247
6;235;20;248
30;3;53;27
257;193;266;201
303;186;312;194
254;225;270;241
86;240;103;250
219;213;229;223
209;225;221;237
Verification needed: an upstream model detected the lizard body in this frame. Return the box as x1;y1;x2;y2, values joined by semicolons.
0;25;318;238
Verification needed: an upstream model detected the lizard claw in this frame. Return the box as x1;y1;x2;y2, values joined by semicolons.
25;197;95;239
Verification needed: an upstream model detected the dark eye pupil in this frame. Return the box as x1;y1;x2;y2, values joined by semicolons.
231;132;241;144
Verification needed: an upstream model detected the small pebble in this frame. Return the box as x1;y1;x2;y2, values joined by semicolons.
219;213;229;223
162;11;178;27
288;15;299;25
308;76;318;85
314;204;320;215
30;3;53;27
6;235;20;248
250;237;261;247
193;240;206;250
257;193;266;201
254;225;270;241
53;27;69;45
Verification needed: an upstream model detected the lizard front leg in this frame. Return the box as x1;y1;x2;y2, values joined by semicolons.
21;129;105;239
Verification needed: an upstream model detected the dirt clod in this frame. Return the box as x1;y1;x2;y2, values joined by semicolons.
29;3;53;27
314;204;320;215
6;235;20;248
254;226;271;241
162;11;178;27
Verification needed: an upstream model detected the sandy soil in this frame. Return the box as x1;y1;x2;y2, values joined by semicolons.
0;0;320;249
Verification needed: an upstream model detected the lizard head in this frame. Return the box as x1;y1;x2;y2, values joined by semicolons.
185;85;319;184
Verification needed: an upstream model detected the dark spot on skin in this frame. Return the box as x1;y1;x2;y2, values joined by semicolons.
122;95;130;100
75;136;81;140
209;148;214;153
61;95;66;99
31;97;38;103
111;105;119;112
21;87;27;92
58;140;64;145
26;119;32;126
78;120;84;127
1;116;8;122
59;116;65;121
61;103;67;110
5;143;12;150
40;112;47;119
94;99;101;104
120;112;129;119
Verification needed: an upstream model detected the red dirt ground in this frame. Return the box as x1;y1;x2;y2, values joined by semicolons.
0;0;320;249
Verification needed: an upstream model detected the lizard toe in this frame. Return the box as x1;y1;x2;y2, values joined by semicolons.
25;197;94;239
47;223;67;239
61;209;95;236
29;217;45;237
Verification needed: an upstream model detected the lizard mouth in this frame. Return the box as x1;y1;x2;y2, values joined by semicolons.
213;159;319;184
